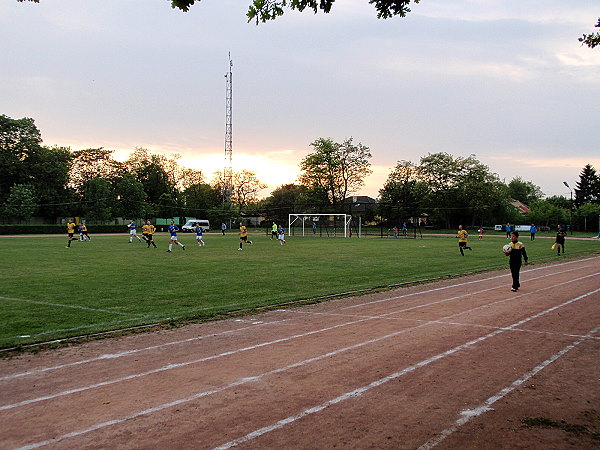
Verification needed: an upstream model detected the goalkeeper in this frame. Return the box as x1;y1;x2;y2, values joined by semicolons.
504;231;529;292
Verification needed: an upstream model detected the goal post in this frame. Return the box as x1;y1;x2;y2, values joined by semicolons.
288;213;353;238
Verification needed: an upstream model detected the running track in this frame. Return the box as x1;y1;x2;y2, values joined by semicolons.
1;257;598;449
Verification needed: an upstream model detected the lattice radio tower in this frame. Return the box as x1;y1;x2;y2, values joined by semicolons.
223;53;233;204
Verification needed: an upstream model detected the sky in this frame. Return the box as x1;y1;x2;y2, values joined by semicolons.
1;0;599;200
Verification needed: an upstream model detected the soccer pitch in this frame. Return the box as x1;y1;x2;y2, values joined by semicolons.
1;232;598;349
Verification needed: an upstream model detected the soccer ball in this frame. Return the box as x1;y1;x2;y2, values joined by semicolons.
503;244;512;253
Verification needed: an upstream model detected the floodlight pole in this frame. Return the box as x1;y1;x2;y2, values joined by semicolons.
223;53;233;205
563;181;573;235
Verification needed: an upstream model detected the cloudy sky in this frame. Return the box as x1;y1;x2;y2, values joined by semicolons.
2;0;598;199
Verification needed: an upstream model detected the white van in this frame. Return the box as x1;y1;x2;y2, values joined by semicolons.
182;219;210;232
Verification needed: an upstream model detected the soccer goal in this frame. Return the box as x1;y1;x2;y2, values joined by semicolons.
288;213;353;238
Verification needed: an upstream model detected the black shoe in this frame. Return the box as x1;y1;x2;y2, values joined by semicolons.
182;246;185;250
511;288;518;292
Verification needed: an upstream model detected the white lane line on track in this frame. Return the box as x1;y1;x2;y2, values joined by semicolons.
2;260;591;382
2;269;597;414
417;325;600;450
0;318;296;382
287;310;600;341
211;287;600;449
11;285;600;450
340;257;598;310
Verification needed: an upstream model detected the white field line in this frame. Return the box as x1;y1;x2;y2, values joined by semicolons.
417;325;600;450
339;257;597;310
212;287;600;450
0;296;143;317
9;281;600;450
1;262;587;383
4;301;263;342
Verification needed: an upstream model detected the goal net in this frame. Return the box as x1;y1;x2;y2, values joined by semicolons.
288;214;352;238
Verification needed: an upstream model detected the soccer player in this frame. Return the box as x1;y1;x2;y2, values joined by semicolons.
555;225;566;255
277;224;286;245
78;223;84;241
271;222;278;240
128;219;142;243
65;218;75;248
238;222;252;250
504;231;529;292
195;222;205;246
221;222;227;236
141;221;149;242
145;220;157;248
478;227;484;240
167;220;185;252
456;225;472;256
81;222;90;241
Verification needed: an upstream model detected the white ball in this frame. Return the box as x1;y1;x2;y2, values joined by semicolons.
503;244;512;253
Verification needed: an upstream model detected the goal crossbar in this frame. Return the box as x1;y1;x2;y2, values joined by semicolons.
288;213;352;238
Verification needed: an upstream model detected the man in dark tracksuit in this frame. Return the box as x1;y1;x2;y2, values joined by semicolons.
504;231;529;292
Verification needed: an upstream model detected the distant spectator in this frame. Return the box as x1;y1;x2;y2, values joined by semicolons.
529;223;537;241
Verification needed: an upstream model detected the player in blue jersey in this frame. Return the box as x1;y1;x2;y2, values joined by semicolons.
277;225;286;245
166;221;185;252
195;223;205;246
128;219;142;243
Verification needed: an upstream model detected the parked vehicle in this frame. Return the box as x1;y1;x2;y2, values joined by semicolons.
182;219;210;232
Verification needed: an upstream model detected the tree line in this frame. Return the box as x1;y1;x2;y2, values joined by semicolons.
1;114;599;230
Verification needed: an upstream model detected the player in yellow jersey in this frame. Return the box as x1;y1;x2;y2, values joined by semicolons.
238;222;253;250
141;221;149;242
66;218;75;248
504;231;529;291
456;225;472;256
145;220;157;248
81;223;90;241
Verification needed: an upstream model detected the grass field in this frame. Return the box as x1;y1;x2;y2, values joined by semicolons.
1;231;599;349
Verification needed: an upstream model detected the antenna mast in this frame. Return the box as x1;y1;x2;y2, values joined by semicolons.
223;53;233;204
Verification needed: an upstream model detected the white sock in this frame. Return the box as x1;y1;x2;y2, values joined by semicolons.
169;243;173;251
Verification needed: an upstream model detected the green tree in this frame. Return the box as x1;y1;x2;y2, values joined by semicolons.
182;183;220;215
507;177;544;206
262;183;309;222
526;200;568;229
579;18;600;48
378;160;429;225
299;137;372;208
114;173;147;218
0;114;42;201
31;146;73;220
574;203;600;232
1;115;72;220
170;0;420;23
574;164;599;207
231;170;268;210
418;153;511;228
2;184;37;221
83;177;114;222
69;148;124;192
156;193;181;218
125;148;181;204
